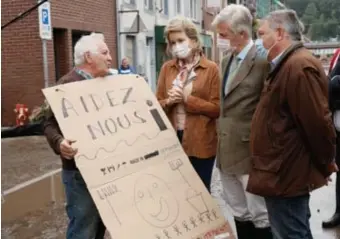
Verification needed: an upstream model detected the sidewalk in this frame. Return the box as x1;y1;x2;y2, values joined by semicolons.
211;167;340;239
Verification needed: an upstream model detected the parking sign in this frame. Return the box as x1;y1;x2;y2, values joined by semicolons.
38;1;52;40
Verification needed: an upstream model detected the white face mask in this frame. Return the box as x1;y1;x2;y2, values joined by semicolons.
172;41;191;59
255;38;268;60
217;38;231;51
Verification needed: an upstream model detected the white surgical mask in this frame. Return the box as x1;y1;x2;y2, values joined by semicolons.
172;41;191;59
255;38;268;60
255;38;278;62
217;38;231;51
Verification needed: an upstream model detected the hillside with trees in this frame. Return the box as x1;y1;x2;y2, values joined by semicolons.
285;0;340;41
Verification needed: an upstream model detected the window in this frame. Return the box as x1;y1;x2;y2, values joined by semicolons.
176;0;181;13
54;28;68;81
190;0;198;20
125;0;135;4
145;0;154;11
163;0;169;15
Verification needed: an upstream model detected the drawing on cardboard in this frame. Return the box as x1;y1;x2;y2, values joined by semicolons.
76;103;167;161
76;130;163;161
149;108;168;131
186;189;208;214
169;158;208;215
173;224;182;236
146;98;168;131
134;174;179;228
106;198;122;225
42;75;235;239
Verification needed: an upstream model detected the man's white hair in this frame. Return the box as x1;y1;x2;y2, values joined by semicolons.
265;10;305;41
212;4;253;38
74;33;105;66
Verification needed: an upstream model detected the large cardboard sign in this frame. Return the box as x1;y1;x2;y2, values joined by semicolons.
43;75;234;239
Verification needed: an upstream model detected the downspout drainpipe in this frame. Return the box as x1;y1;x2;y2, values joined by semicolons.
116;2;122;68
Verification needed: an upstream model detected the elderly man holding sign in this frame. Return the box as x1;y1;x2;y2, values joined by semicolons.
43;31;234;239
44;33;112;239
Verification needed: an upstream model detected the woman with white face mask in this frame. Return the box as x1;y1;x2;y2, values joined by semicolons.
156;16;220;192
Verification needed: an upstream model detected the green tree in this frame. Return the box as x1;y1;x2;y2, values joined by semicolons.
283;0;340;40
285;0;310;17
326;19;339;38
309;14;325;41
308;23;322;40
302;2;318;29
317;0;333;19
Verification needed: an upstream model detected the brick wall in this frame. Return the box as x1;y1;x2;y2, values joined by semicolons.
1;0;118;126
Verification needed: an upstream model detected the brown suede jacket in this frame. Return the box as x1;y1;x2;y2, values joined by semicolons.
156;57;220;159
247;43;336;197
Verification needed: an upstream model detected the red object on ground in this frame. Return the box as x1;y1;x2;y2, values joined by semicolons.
14;104;29;126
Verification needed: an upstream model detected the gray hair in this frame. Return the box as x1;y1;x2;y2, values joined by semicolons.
265;9;305;41
211;4;253;38
74;33;105;66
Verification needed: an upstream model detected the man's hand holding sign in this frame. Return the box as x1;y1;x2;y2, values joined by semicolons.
59;139;78;159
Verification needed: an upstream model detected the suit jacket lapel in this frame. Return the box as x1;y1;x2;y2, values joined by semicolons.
225;45;256;98
222;53;233;80
221;52;234;97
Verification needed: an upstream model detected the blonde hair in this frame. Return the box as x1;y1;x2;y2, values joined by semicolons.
164;16;203;56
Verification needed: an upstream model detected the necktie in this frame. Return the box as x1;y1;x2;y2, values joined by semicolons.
224;57;241;95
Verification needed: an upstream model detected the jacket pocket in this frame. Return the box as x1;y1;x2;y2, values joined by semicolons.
247;156;284;196
252;156;283;173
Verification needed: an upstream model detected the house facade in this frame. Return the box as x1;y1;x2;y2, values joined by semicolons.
117;0;213;92
1;0;118;126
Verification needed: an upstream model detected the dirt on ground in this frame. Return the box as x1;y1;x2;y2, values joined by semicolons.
1;136;61;191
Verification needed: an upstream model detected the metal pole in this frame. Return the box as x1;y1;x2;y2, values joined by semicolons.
42;39;49;88
152;0;158;93
116;3;122;69
38;0;49;88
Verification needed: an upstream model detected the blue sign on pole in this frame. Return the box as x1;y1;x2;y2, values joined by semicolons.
42;9;49;25
39;2;52;40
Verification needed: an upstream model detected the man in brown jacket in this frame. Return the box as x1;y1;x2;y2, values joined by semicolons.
44;33;112;239
248;9;337;239
212;4;272;239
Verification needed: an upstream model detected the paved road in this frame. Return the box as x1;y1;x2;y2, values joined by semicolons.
211;168;340;239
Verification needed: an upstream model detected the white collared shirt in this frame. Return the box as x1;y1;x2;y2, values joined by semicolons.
236;40;254;65
224;40;254;95
271;52;284;70
334;111;340;132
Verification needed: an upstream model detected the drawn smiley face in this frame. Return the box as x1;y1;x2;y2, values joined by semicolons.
134;174;179;228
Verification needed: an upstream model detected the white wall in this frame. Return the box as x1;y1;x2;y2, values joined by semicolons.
117;0;202;92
